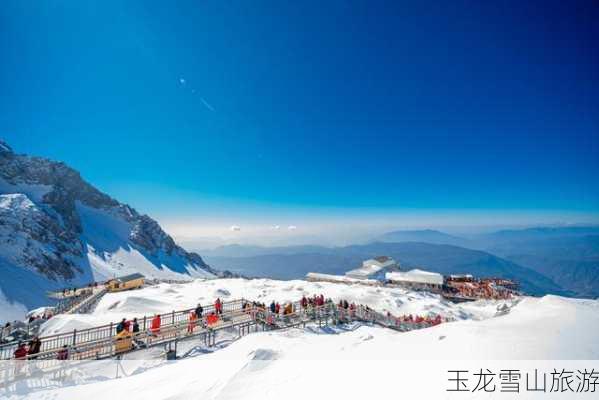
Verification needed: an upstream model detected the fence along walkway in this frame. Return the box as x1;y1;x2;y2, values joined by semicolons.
64;288;108;315
1;299;444;361
0;299;246;360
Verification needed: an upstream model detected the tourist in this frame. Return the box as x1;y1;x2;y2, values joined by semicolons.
187;311;197;334
150;314;161;335
195;303;203;319
116;318;127;334
1;322;11;341
132;318;140;334
14;341;28;360
57;345;69;360
300;296;308;308
28;336;42;359
214;298;223;315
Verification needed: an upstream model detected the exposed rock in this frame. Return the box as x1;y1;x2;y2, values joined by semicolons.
0;141;218;292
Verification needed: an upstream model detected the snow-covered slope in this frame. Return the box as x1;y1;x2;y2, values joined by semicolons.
0;141;217;318
8;279;599;400
41;277;507;335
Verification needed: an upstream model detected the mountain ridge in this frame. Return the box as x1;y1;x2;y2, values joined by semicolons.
203;241;568;296
0;141;218;316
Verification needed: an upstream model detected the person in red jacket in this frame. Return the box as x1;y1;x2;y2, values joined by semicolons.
150;314;161;335
57;345;69;360
14;342;27;360
214;298;222;315
206;312;218;326
187;311;198;334
274;302;280;314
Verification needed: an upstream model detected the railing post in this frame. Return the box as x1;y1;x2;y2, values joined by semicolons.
172;310;175;325
143;316;147;331
72;329;77;346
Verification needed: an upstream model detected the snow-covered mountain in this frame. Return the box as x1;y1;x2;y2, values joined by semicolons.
0;141;218;318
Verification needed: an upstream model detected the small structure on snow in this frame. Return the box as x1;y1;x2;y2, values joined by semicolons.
106;273;145;292
385;269;444;290
345;256;400;280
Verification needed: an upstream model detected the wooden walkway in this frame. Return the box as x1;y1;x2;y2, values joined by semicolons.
0;298;443;362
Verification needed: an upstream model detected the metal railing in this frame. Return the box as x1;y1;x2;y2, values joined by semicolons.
1;297;447;361
0;299;245;360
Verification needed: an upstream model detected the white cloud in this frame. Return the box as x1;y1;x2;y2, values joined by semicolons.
287;225;297;231
230;225;241;232
270;225;281;230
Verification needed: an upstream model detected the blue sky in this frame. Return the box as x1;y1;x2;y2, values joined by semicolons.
1;1;598;243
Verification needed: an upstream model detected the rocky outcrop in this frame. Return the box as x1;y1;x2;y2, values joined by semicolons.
0;140;217;283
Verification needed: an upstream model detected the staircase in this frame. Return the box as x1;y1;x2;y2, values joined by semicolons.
64;288;107;314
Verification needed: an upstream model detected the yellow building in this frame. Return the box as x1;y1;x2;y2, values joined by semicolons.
106;273;145;292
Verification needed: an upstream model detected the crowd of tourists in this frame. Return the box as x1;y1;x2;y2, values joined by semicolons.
11;295;447;360
447;281;513;300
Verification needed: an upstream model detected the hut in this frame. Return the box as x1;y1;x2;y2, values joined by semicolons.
385;269;444;291
106;273;145;292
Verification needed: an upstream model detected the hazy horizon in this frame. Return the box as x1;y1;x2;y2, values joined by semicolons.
165;215;599;250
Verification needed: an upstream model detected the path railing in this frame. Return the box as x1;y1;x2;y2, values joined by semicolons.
1;298;446;362
0;299;245;360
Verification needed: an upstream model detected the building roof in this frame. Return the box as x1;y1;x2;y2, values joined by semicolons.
385;269;443;285
114;273;145;283
346;264;384;278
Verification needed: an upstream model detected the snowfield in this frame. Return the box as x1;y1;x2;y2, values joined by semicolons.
40;278;508;335
4;278;599;400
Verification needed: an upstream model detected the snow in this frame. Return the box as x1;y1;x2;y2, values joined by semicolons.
0;176;216;323
386;269;444;285
0;178;51;205
345;263;384;278
305;272;380;285
77;203;214;281
4;285;599;400
40;278;510;335
345;257;397;279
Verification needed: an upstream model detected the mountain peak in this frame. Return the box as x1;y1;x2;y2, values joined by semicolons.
0;146;220;312
0;140;13;154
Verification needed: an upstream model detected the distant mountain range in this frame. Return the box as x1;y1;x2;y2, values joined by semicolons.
0;141;218;319
376;229;470;247
203;226;599;298
480;230;599;298
204;241;568;296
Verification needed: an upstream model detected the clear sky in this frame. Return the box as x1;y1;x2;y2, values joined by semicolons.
1;1;598;245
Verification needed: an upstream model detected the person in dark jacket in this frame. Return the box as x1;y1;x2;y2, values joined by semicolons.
28;336;42;359
57;345;69;360
116;318;126;334
269;301;276;313
132;318;140;334
195;304;203;319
